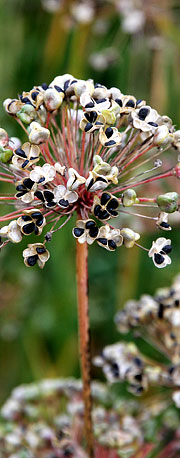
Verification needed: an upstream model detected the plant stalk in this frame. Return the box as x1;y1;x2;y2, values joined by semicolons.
76;240;94;457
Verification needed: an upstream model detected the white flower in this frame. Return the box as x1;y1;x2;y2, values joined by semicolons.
86;156;118;192
67;168;86;191
54;185;78;208
12;142;41;170
99;126;122;147
44;87;64;111
0;220;22;243
30;163;56;184
148;237;172;268
121;228;140;248
131;106;159;132
156;212;171;231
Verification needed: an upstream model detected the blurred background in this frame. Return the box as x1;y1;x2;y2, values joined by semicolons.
0;0;180;404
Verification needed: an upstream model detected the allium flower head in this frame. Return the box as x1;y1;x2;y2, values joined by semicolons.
0;74;180;267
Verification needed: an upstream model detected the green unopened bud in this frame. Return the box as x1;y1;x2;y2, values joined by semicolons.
102;101;120;125
121;228;140;248
17;104;36;124
122;189;139;207
0;146;12;163
156;192;179;213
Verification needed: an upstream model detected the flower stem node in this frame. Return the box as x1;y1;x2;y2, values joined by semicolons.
73;219;99;244
121;228;140;248
156;192;179;213
23;243;50;268
148;237;172;268
28;122;50;144
122;189;139;207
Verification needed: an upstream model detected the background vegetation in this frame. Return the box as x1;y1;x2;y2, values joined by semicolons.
0;0;180;405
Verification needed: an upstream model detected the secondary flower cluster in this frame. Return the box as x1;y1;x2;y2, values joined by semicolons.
0;74;180;267
95;274;180;406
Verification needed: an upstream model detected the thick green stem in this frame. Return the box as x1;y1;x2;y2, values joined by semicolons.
76;240;94;457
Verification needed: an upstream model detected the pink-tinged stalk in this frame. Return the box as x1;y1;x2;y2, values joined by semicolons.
76;239;94;457
112;170;174;193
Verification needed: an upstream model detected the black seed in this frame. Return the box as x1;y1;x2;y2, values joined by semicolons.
23;178;34;189
95;121;103;126
74;227;84;237
108;239;117;250
94;83;103;88
96;209;109;220
135;386;144;393
138;107;149;120
44;190;54;201
134;373;142;382
109;210;118;217
105;140;116;147
64;80;70;91
162;244;172;254
16;184;26;192
64;445;74;456
21;97;31;104
31;91;39;100
125;99;135;108
89;226;99;238
115;98;123;107
85;102;94;109
134;357;142;367
97;237;107;246
22;215;31;222
15;148;26;158
35;190;44;201
46;201;56;207
96;98;107;104
85;122;93;132
111;362;119;377
154;253;164;265
85;111;97;123
23;222;35;234
160;222;170;229
70;79;77;85
54;85;63;92
96;176;107;183
38;177;45;183
41;83;48;90
34;226;39;235
87;177;94;191
36;216;44;227
31;211;42;220
158;303;164;319
85;220;95;229
59;199;69;207
136;99;142;106
148;122;158;127
94;204;101;217
168;366;175;374
22;160;29;168
16;191;26;198
27;255;38;266
101;192;111;206
36;247;46;254
105;127;113;138
175;300;179;307
107;198;119;211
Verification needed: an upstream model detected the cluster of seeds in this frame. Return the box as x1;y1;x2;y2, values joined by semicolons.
0;73;180;267
95;274;180;405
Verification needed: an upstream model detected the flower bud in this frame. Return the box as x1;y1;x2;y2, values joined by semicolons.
122;189;139;207
153;125;170;146
121;228;140;248
156;192;179;213
28;122;50;144
17;104;36;124
0;146;12;163
44;87;64;111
